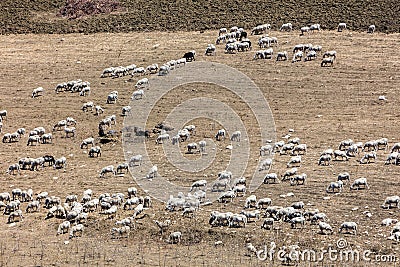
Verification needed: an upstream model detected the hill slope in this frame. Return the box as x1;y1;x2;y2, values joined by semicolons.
1;0;399;34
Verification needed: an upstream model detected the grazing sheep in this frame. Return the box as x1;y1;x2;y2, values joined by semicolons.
310;24;321;32
290;173;307;186
116;163;129;174
333;150;349;161
111;226;131;239
318;154;331;166
339;221;357;235
280;23;293;31
282;168;298;181
300;26;310;35
80;137;95;149
215;129;226;141
292;51;303;63
360;151;377;164
128;155;142;167
382;196;400;209
205;44;216;56
337;172;350;184
190;180;207;192
6;164;20;175
376;138;388;150
385;152;399;165
291;144;307;155
263;173;278;184
121;106;131;116
319;222;333;235
276;51;288;61
26;201;40;213
57;221;71;235
64;126;76;138
261;218;275;230
230;130;241;142
41;133;52;144
287;156;301;168
321;57;334;67
69;224;84;239
94;105;104;116
187;142;199;153
259;159;272;171
326;180;343;193
156;133;170;144
168;231;182;244
232;184;246;197
99;165;116;178
229;214;247;228
8;209;23;223
146;165;158;179
290;216;306;229
367;24;376;33
337;22;347;32
53;156;66;169
323;50;337;59
350;177;369;190
382;218;398;226
32;87;44;98
260;144;273;156
89;146;102;157
257;198;272;209
212;179;231;192
244;195;257;209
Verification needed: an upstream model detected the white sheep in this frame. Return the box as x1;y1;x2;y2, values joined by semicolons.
323;50;337;59
256;198;272;209
8;209;23;223
135;78;149;89
276;51;288;61
229;213;247;228
244;195;257;209
69;224;84;239
146;64;159;74
282;167;298;181
57;221;71;235
53;156;67;169
291;144;307;155
190;180;207;192
318;154;331;166
337;172;350;183
146;165;158;179
80;137;95;149
337;22;347;32
292;51;303;63
385;152;398;165
232;184;246;197
198;140;206;153
360;151;377;164
319;222;333;235
261;218;275;230
212;179;231;192
367;24;376;33
300;26;310;35
321;57;334;67
128;154;142;167
382;196;400;209
64;126;76;138
263;173;278;184
280;23;293;31
205;44;216;56
230;130;241;142
259;158;272;171
6;163;20;175
290;216;306;229
32;87;44;98
94;105;104;116
339;221;357;235
326;180;343;193
99;165;116;178
168;231;182;244
88;146;101;157
215;129;226;141
350;177;369;190
287;156;301;168
333;150;349;161
25;200;40;213
290;173;307;186
121;106;131;116
111;226;131;239
310;24;321;32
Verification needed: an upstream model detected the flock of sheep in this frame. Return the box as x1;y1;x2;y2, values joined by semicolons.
0;20;397;264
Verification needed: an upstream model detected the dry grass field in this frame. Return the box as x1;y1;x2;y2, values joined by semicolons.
0;29;399;266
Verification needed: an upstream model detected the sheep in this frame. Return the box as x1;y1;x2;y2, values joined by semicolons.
11;189;22;201
292;51;303;63
212;179;231;192
346;144;359;157
360;151;377;164
9;132;20;142
259;158;272;171
291;144;307;155
229;213;247;228
6;163;20;175
323;50;337;59
8;209;23;223
30;157;45;171
181;50;196;61
36;192;48;203
0;192;11;202
326;180;343;193
382;196;400;209
232;184;246;197
280;23;293;31
300;26;310;35
3;200;20;215
225;42;237;54
64;126;76;138
111;226;131;239
337;22;347;32
79;86;90;96
135;78;149;89
159;65;170;76
197;140;206;153
319;222;333;235
156;133;170;144
350;177;369;190
50;157;66;171
282;168;299;182
318;154;331;166
168;231;182;244
339;221;357;235
287;156;301;168
376;138;388;150
390;143;400;153
321;57;334;67
131;67;146;76
57;221;71;235
128;155;142;167
94;105;104;116
69;224;84;239
215;129;226;141
32;87;44;98
244;195;257;209
362;140;377;151
121;106;131;117
333;150;349;161
310;24;321;32
80;137;95;149
26;200;40;213
261;218;275;230
260;144;273;156
256;198;272;209
190;180;207;192
385;152;399;165
305;50;317;61
290;173;307;186
263;173;278;184
187;142;199;153
254;48;273;59
146;165;158;179
367;24;376;33
146;63;159;74
106;92;118;104
40;133;52;144
276;51;288;61
337;172;350;184
205;44;216;56
99;165;116;178
382;218;398;226
116;163;129;174
88;146;101;157
290;216;306;229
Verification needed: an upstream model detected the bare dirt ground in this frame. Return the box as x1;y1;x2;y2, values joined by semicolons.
0;30;399;266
